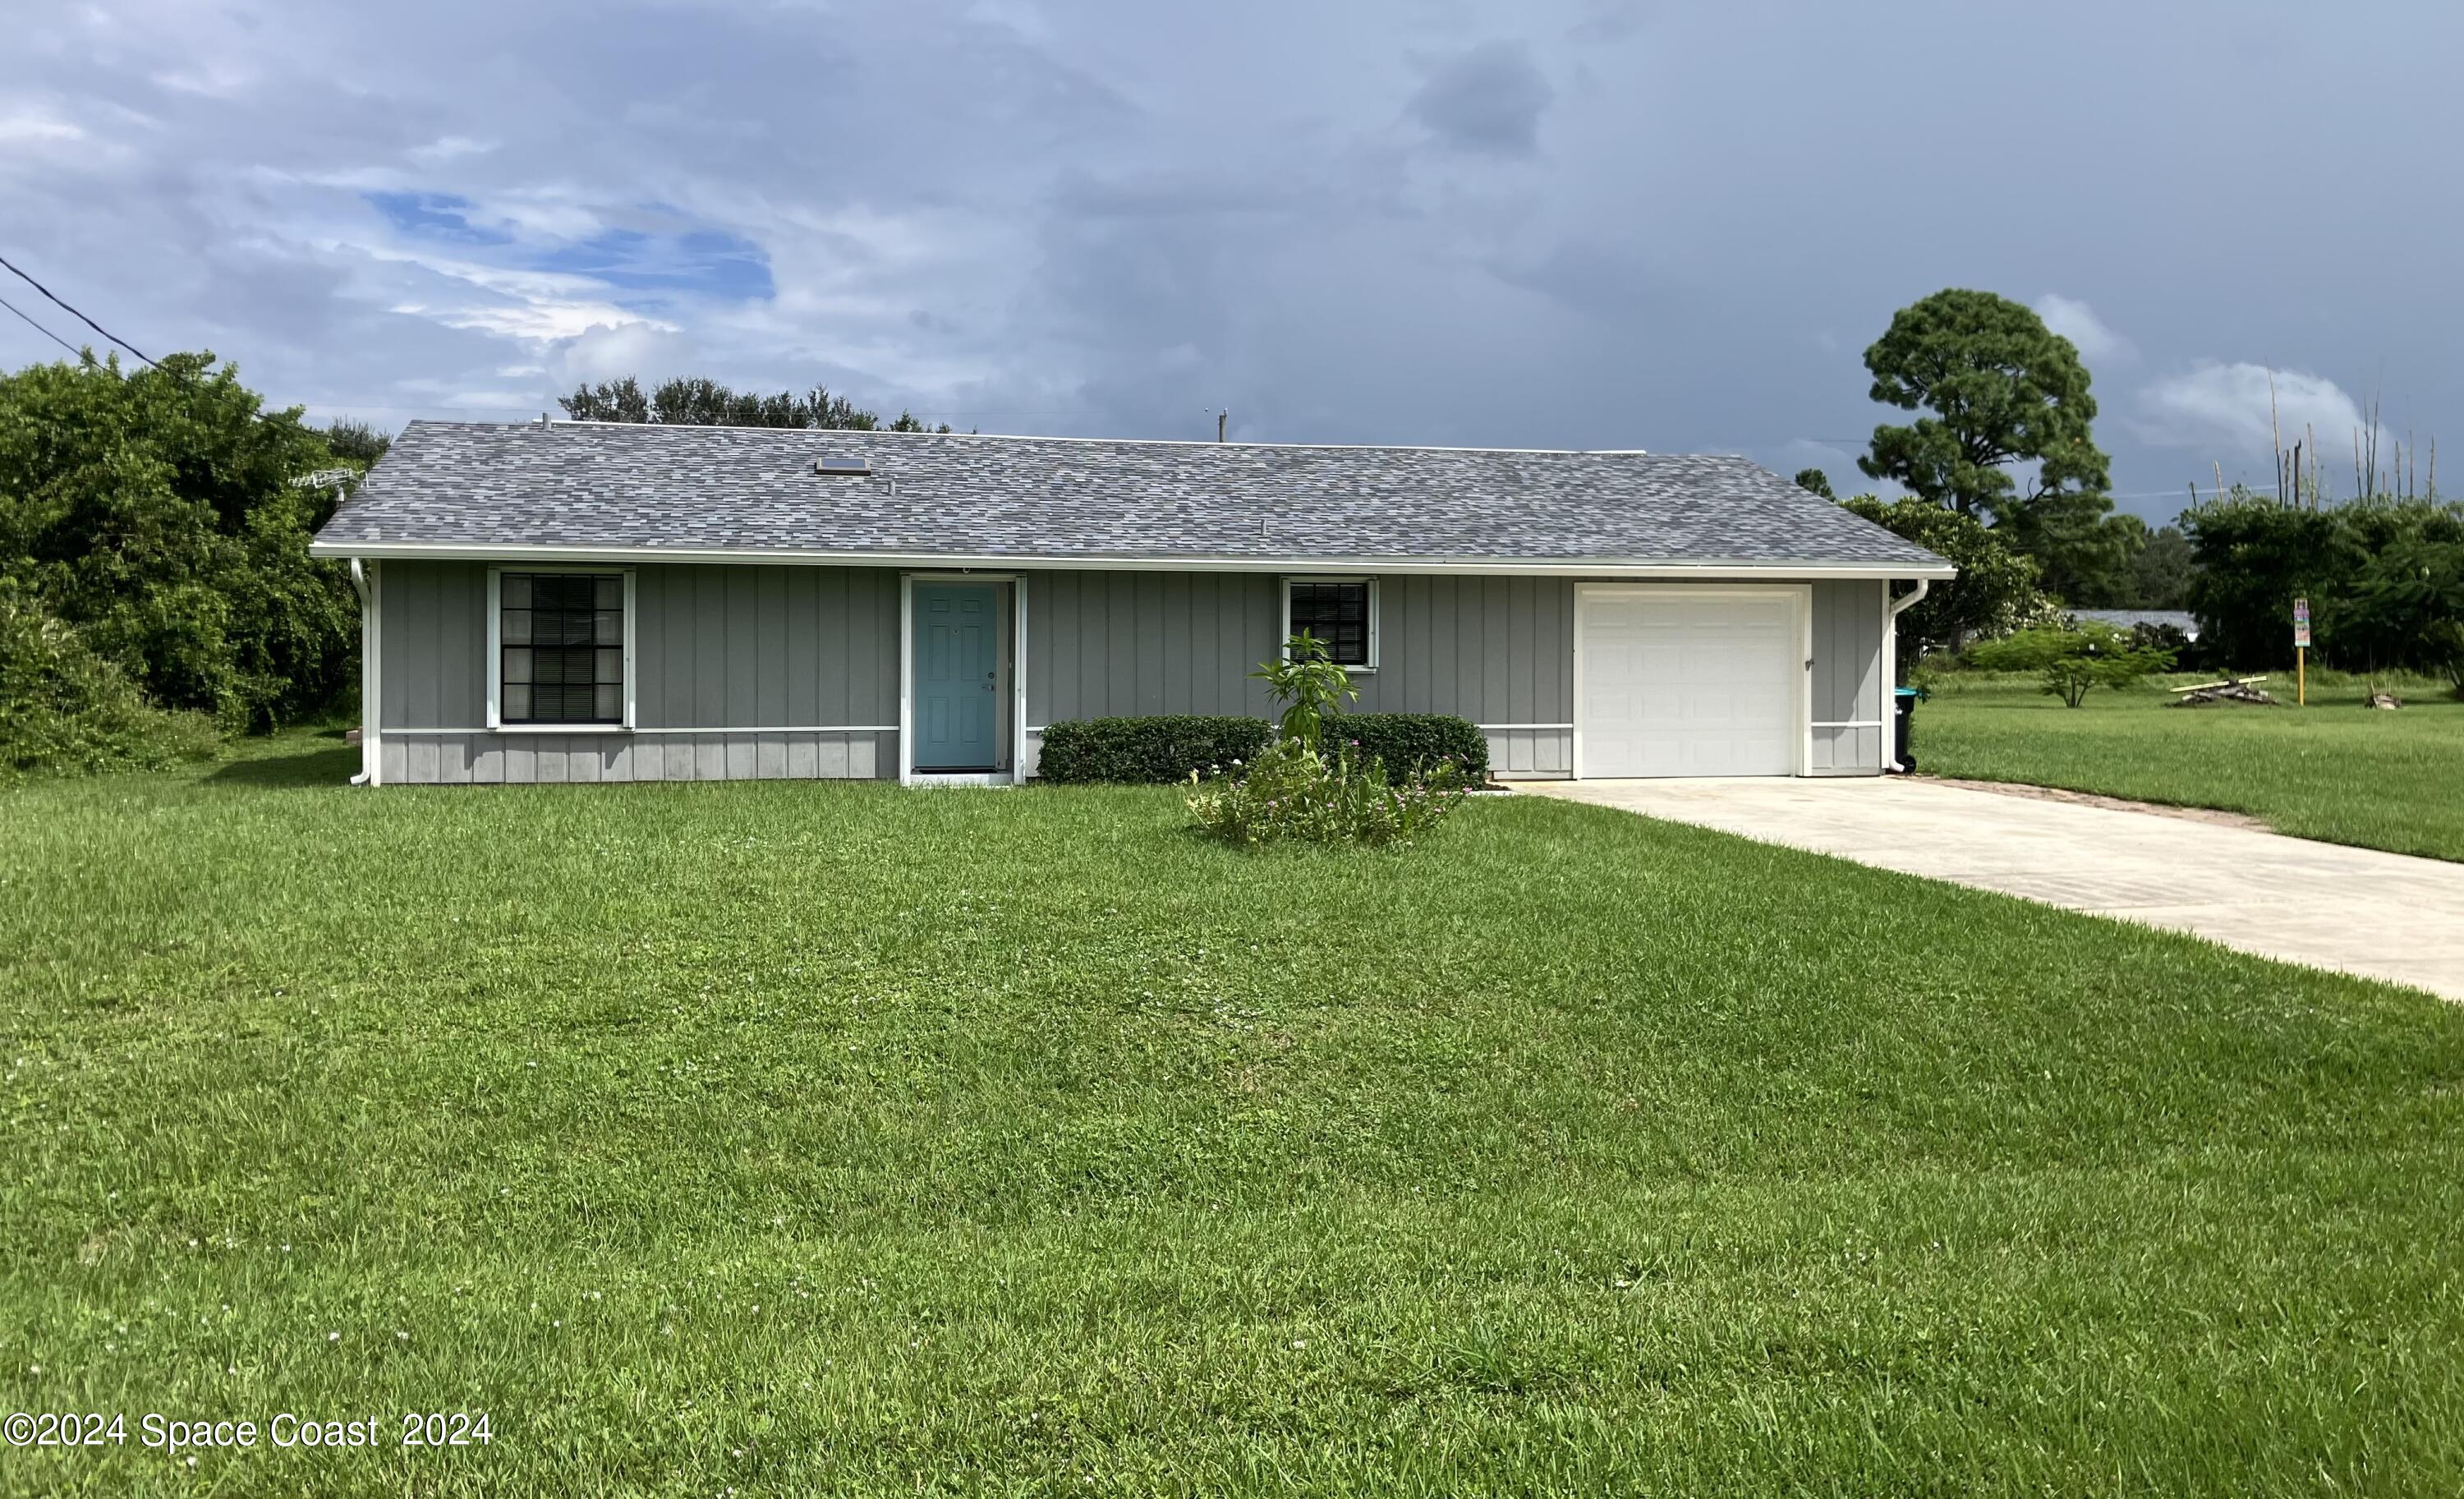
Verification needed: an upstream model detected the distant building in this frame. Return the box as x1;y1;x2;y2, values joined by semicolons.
2071;609;2199;641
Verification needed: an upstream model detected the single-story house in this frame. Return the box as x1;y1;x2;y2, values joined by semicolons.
307;421;1953;786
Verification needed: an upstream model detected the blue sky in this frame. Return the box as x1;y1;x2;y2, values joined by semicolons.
3;0;2459;521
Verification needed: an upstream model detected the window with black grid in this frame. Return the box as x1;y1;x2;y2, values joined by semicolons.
1285;581;1372;666
500;573;623;724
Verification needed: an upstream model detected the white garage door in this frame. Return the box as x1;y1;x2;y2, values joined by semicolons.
1577;588;1800;777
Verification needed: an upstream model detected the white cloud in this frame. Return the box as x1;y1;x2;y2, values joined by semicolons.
407;136;495;167
2033;293;2135;366
2134;361;2378;462
0;108;85;144
553;321;696;388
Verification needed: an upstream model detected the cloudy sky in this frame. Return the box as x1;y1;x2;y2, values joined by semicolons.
5;0;2457;520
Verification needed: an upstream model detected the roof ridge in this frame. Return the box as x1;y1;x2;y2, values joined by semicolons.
406;416;1660;459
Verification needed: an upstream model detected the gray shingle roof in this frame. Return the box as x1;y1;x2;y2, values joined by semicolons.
312;421;1949;572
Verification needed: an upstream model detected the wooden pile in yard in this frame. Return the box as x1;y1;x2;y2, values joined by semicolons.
2168;675;2278;706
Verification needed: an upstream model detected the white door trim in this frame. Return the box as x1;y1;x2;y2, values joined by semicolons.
1572;582;1811;779
899;572;1023;785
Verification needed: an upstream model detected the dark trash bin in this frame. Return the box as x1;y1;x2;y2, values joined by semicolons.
1892;686;1922;773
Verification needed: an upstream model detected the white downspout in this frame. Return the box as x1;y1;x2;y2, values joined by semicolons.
348;559;378;785
1883;578;1930;773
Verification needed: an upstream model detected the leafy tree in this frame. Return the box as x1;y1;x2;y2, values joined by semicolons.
2130;523;2197;609
317;417;393;464
2319;536;2464;678
2178;490;2464;668
1964;621;2173;707
1840;495;2048;665
1859;288;2131;604
1791;467;1835;499
2002;499;2147;607
0;352;358;729
559;375;652;423
558;376;950;432
2423;619;2464;699
1859;289;2110;519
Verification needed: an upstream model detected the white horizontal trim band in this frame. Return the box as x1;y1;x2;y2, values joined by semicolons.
388;725;899;736
1811;720;1886;729
1020;722;1575;733
314;539;1954;581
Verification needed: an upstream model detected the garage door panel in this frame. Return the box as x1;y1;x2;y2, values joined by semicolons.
1579;589;1799;778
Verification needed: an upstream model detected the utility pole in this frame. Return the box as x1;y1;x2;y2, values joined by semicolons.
1216;410;1227;443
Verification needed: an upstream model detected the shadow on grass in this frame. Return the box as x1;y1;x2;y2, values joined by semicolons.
204;743;361;789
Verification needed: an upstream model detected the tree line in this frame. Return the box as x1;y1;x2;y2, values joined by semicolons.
558;375;951;432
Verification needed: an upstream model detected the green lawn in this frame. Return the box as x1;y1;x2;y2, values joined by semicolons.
5;738;2464;1495
1916;670;2464;862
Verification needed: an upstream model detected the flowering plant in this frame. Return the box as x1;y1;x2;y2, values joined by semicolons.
1184;733;1469;847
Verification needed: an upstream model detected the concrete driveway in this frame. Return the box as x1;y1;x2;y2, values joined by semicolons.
1517;777;2464;1001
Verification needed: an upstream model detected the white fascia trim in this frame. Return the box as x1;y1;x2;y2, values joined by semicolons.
389;725;900;736
310;540;1956;582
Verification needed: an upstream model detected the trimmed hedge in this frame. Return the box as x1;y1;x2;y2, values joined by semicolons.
1036;715;1271;784
1333;713;1490;783
1035;711;1492;784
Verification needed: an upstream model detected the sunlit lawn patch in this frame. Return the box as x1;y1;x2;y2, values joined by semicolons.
1918;669;2464;861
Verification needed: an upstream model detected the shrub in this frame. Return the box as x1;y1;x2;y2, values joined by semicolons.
1036;715;1271;784
1963;621;2172;707
1184;736;1469;847
0;352;362;730
0;592;218;778
1332;713;1490;784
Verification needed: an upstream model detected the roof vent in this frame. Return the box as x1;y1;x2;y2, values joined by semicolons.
813;457;871;476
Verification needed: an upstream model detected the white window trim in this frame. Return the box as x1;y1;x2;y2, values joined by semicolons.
1278;574;1379;672
486;565;637;733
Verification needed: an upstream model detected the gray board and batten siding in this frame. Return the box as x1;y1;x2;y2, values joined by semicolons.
373;560;1889;784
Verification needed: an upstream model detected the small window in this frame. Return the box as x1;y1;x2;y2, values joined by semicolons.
500;572;624;724
1284;578;1377;669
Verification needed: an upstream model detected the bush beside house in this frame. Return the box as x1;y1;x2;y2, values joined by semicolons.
0;592;218;778
1035;715;1273;784
1327;714;1489;782
1037;713;1491;785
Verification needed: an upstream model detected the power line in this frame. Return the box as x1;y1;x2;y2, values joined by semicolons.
0;292;81;360
0;253;158;368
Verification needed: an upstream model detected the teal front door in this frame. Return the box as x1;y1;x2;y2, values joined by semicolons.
912;582;1000;770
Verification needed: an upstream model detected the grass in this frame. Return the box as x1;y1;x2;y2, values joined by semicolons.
4;734;2464;1495
1915;669;2464;862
